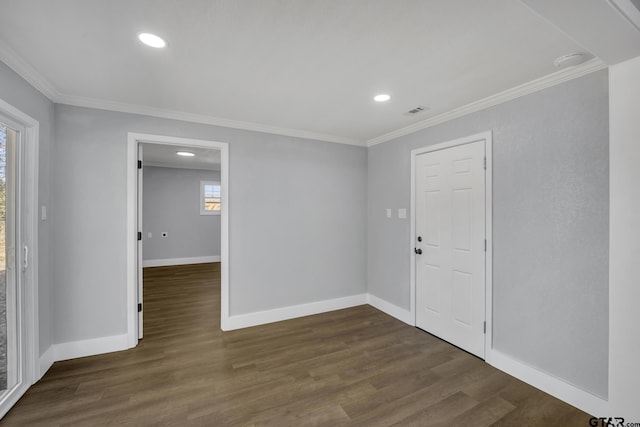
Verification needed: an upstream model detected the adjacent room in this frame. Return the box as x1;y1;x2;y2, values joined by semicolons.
0;0;639;425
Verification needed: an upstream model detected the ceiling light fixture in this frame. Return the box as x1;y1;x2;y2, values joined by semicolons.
374;94;391;102
138;33;167;48
176;151;195;157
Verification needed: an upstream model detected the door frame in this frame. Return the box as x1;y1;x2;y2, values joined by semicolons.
126;133;229;347
409;131;493;359
0;98;39;418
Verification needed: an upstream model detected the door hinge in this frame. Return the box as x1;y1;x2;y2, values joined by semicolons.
137;232;142;241
23;246;29;270
483;157;487;170
138;303;142;312
484;239;487;251
484;321;486;334
138;160;142;169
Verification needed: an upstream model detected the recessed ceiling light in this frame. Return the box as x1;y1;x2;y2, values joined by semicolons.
176;151;195;157
138;33;167;48
554;53;587;69
374;94;391;102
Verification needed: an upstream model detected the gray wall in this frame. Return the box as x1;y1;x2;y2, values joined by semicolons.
52;104;367;342
367;70;609;398
143;166;221;261
0;61;54;358
2;54;610;400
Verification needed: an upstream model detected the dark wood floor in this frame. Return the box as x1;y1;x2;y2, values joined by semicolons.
1;263;590;426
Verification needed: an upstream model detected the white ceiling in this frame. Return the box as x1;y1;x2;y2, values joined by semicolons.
0;0;639;146
141;143;220;170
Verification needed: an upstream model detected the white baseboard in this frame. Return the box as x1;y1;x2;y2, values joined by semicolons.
224;293;368;331
363;293;610;416
39;295;609;419
367;294;414;325
38;346;55;381
143;255;221;267
488;349;609;417
53;333;131;362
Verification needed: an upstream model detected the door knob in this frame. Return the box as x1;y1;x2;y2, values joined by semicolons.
414;248;423;255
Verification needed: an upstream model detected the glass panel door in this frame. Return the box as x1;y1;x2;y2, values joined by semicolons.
0;121;18;397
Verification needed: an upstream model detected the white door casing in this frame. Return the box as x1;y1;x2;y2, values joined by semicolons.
137;144;143;339
412;133;491;359
126;133;230;347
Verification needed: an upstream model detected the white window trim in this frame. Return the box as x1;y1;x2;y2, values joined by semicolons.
200;180;221;216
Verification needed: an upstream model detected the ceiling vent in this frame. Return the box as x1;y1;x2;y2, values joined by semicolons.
404;105;429;116
608;0;640;32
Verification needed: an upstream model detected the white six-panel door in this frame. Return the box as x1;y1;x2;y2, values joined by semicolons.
415;140;486;358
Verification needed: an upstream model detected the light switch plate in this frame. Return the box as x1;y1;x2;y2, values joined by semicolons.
386;209;392;218
398;208;407;219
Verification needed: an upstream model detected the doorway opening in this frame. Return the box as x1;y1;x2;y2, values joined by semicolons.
126;133;229;348
139;143;222;338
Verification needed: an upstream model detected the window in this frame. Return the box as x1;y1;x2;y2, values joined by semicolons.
200;180;221;215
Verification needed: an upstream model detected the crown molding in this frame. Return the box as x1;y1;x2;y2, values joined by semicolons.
56;93;365;146
0;42;364;147
366;57;608;147
0;40;61;101
0;41;606;149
